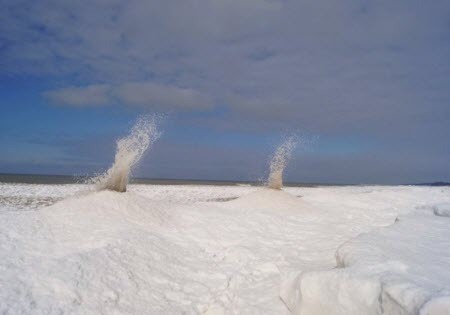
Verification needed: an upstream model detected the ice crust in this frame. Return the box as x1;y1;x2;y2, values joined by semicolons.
281;213;450;315
1;184;450;314
433;203;450;217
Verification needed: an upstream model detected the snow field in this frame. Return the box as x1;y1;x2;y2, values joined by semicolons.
0;184;449;314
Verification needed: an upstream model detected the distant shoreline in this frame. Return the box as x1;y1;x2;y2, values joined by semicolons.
0;173;448;187
0;172;317;186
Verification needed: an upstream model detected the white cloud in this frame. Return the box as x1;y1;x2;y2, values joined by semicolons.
44;82;213;111
4;0;450;135
43;84;110;107
115;82;212;110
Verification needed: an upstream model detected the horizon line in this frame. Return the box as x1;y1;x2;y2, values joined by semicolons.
0;172;449;187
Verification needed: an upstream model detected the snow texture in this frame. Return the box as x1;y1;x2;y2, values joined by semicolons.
1;183;449;314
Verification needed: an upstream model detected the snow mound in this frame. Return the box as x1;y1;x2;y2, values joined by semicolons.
224;188;316;214
281;214;450;314
41;191;171;251
433;203;450;217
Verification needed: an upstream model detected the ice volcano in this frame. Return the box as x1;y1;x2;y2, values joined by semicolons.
40;190;171;251
267;136;296;190
224;135;313;214
92;116;161;192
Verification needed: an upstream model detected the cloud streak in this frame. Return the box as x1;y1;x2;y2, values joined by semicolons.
44;85;111;107
44;82;213;110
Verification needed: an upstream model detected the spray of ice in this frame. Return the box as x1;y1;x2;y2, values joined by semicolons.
92;116;161;192
267;136;297;190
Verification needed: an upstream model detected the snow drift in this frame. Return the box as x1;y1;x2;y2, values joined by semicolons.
225;188;316;214
433;203;450;217
1;184;450;314
281;213;450;315
41;191;171;252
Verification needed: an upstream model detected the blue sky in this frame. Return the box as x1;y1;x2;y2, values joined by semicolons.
1;0;450;184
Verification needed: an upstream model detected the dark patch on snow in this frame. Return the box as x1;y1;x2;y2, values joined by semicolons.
432;204;450;217
207;197;239;202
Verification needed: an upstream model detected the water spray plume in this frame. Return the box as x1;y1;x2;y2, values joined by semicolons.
267;136;297;190
92;115;161;192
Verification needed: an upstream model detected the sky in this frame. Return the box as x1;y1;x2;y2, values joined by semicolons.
1;0;450;184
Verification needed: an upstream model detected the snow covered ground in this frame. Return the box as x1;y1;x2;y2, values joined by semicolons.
0;183;449;314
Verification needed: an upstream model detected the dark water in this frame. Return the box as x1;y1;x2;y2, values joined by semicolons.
0;173;323;187
0;173;254;186
0;173;80;184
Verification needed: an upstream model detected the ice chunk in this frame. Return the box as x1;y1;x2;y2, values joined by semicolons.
282;214;450;314
433;203;450;217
